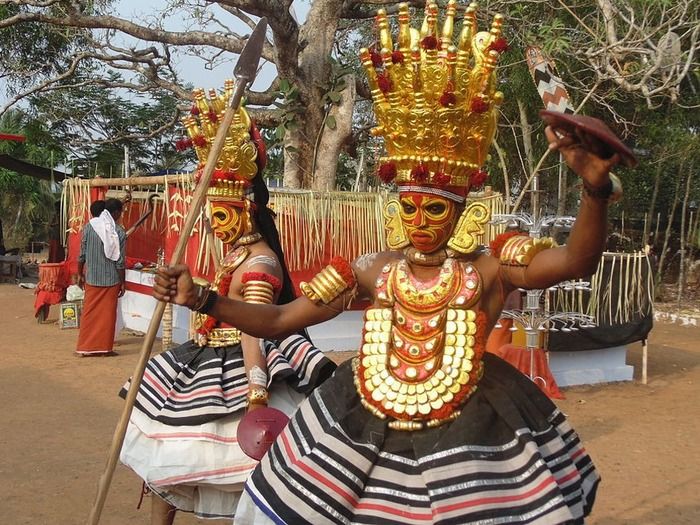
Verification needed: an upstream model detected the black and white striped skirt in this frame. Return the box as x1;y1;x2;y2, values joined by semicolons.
120;333;336;426
241;353;599;524
118;334;335;519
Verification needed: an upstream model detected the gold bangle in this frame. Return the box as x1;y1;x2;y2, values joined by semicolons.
242;280;275;304
300;265;352;304
246;387;269;405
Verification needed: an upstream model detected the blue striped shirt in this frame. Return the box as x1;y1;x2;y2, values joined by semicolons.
79;223;126;287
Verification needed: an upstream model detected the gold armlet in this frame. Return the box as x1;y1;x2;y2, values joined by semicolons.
241;272;281;304
300;258;356;305
242;280;275;304
500;235;557;266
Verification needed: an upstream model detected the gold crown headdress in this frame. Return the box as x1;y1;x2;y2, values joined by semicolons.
364;1;507;202
179;80;261;201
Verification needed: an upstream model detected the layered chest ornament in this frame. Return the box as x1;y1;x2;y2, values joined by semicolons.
355;257;486;430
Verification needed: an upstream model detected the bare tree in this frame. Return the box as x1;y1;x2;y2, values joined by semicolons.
0;0;399;188
2;0;698;189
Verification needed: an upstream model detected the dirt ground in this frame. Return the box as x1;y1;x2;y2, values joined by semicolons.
1;283;699;525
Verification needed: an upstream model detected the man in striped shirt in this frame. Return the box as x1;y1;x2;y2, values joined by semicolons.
75;198;126;356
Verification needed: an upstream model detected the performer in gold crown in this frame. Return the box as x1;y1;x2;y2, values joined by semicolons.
153;3;634;523
119;84;335;524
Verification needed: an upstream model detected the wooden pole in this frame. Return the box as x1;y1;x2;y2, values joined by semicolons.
203;216;222;273
67;174;194;188
86;19;267;522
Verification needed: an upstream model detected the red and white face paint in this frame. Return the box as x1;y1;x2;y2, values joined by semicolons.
399;192;458;253
210;200;251;245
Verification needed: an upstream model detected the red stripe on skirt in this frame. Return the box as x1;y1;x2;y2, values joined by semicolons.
279;427;562;521
76;283;119;354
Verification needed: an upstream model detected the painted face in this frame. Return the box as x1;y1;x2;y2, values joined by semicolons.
399;193;458;253
210;201;250;245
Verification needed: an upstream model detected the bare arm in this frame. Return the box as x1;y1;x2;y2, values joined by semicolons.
236;255;283;410
77;225;88;287
502;125;621;291
153;252;393;339
153;265;349;339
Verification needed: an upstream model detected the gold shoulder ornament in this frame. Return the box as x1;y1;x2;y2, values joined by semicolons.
499;235;557;266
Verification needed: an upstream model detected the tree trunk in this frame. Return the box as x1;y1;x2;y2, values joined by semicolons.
517;99;537;215
312;75;356;191
13;199;23;233
677;170;693;309
282;100;327;189
493;140;511;212
655;166;683;291
282;129;302;189
556;158;568;218
645;155;664;245
279;0;347;189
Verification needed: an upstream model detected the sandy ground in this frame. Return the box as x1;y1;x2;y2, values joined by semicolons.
1;283;699;525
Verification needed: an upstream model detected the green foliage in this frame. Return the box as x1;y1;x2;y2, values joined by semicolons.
321;56;355;132
0;110;61;248
0;4;96;93
271;78;303;147
27;80;189;175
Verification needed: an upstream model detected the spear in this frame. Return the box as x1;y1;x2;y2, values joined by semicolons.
86;17;268;524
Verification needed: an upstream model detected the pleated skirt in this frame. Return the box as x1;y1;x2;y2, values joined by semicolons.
240;353;599;524
119;334;335;519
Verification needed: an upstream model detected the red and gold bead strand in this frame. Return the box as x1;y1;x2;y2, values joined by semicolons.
356;260;485;428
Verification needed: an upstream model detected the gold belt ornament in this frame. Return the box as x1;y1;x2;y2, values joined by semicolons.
198;327;242;348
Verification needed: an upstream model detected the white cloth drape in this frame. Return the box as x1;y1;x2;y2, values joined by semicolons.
89;210;120;261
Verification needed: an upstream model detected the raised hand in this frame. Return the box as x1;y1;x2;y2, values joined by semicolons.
544;125;620;189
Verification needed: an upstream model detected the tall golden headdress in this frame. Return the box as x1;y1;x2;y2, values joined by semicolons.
364;1;507;202
179;79;262;201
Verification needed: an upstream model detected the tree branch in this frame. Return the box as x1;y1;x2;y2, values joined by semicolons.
0;9;277;62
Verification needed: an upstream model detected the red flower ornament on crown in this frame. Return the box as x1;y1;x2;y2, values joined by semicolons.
410;164;430;183
488;37;509;53
439;91;457;107
378;162;398;184
180;79;266;202
363;1;506;203
433;171;452;185
469;169;488;188
470;98;490;114
370;48;383;68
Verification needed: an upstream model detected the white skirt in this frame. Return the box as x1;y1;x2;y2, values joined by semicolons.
120;382;305;520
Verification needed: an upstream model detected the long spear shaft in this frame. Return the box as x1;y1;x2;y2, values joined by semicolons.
86;18;267;524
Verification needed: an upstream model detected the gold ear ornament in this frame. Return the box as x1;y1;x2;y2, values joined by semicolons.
383;199;410;250
447;202;490;254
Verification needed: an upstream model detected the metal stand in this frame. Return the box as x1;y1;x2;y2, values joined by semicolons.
491;187;595;386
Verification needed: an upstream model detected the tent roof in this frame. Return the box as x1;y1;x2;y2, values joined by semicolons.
0;154;68;182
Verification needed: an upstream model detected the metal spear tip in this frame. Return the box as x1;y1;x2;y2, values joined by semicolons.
234;17;268;83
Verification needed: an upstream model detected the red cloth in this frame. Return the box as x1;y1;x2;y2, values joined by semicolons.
486;319;513;354
34;290;64;316
75;283;120;355
490;344;564;399
34;261;68;315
